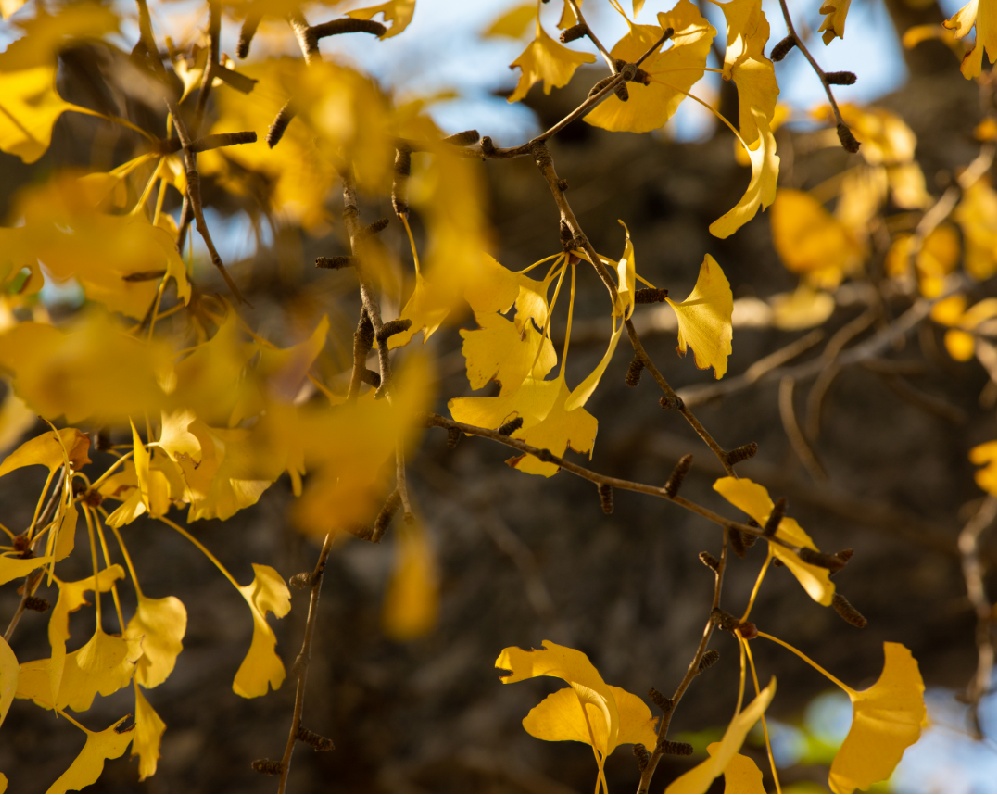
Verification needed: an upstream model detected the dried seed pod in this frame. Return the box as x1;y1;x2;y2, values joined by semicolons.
770;34;795;61
498;416;524;436
725;442;758;466
598;483;614;515
698;649;720;672
633;742;650;771
297;725;335;751
24;596;49;612
825;70;857;85
764;497;787;537
659;739;694;756
631;67;651;85
266;100;295;148
587;75;615;97
635;287;668;303
699;550;720;572
648;687;674;713
625;357;644;387
832;593;867;628
252;759;285;776
289;572;313;589
664;455;693;498
561;22;588;43
443;129;480;146
837;122;860;153
315;255;354;270
375;318;413;344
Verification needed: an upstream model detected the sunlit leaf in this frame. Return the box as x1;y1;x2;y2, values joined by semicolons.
0;43;73;163
710;109;778;238
347;0;416;38
720;747;767;793
944;0;997;79
665;255;733;379
126;596;186;689
484;2;535;39
714;477;835;605
828;643;927;793
460;312;557;394
818;0;852;44
770;189;863;286
132;685;166;781
47;716;133;795
0;428;90;477
508;26;596;103
233;563;291;698
719;0;777;146
665;679;776;793
0;637;16;729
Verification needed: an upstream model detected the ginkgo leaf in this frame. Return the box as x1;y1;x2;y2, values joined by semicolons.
710;109;778;239
0;428;90;477
770;285;835;331
944;0;997;79
0;41;74;163
714;477;835;605
586;2;715;133
47;716;133;795
0;637;16;729
720;0;778;146
719;747;767;793
132;685;166;781
665;255;733;379
828;643;927;793
233;563;291;698
382;518;438;639
770;189;863;286
126;596;186;689
665;679;776;793
0;555;52;587
347;0;415;38
389;271;452;349
818;0;852;44
460;313;557;394
462;254;522;316
484;2;535;39
508;26;596;103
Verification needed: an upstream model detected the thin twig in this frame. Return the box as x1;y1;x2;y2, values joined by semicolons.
778;376;827;481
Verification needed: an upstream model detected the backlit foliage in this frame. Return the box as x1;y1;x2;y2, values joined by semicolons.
0;0;991;791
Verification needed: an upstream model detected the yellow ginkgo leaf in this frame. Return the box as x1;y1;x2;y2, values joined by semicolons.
714;477;835;605
770;189;863;286
586;2;715;133
770;285;835;331
970;440;997;496
0;428;90;478
484;2;535;39
828;643;927;793
665;255;733;379
47;716;133;795
944;0;997;79
383;518;438;639
818;0;852;44
233;564;291;698
132;685;166;781
0;42;74;164
710;109;779;239
0;555;52;587
719;747;767;793
0;637;16;729
665;678;776;793
460;313;557;394
126;595;186;689
508;26;596;103
390;271;453;349
347;0;415;38
720;0;778;146
496;640;657;791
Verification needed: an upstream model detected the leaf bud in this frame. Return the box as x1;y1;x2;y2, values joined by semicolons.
614;82;630;102
587;75;616;98
831;593;867;628
446;427;462;449
289;572;313;589
556;178;569;192
698;550;720;572
664;454;693;498
648;687;674;713
727;526;748;558
825;70;857;85
360;218;390;238
659;395;684;411
266;100;295;148
237;14;261;58
837;122;861;153
658;739;694;756
834;548;854;565
372;489;401;542
375;318;413;345
24;596;49;612
535;448;554;462
797;547;846;572
725;442;758;466
443;130;480;146
252;759;285;776
698;649;720;672
736;621;758;639
498;416;524;436
560;22;588;43
315;256;354;270
625;357;644;387
770;34;795;62
711;608;740;633
764;497;787;537
633;743;650;771
598;483;614;515
635;287;668;303
297;725;335;751
480;136;498;156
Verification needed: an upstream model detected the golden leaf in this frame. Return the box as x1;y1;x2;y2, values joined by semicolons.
818;0;852;44
665;255;733;379
47;716;133;795
347;0;415;38
770;189;863;286
0;637;16;729
944;0;997;79
508;26;596;103
233;564;291;698
126;596;186;689
132;685;166;781
0;428;90;477
720;0;778;146
710;109;779;239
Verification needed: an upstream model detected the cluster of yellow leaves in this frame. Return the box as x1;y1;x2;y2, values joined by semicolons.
944;0;997;79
